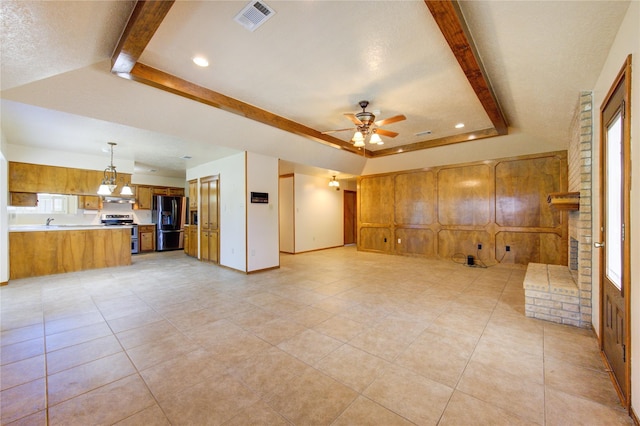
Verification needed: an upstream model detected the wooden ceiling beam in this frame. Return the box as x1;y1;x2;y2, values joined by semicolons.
424;0;508;135
111;1;174;74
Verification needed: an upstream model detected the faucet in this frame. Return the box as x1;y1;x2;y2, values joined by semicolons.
46;217;55;226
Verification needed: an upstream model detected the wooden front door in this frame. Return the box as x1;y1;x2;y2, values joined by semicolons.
344;190;357;245
598;55;632;407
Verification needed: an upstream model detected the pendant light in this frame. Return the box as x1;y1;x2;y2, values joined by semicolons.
328;175;340;188
97;142;132;196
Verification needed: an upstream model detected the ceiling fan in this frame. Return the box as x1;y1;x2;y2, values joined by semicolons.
322;100;406;147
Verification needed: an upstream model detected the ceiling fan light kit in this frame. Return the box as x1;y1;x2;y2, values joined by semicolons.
326;100;405;149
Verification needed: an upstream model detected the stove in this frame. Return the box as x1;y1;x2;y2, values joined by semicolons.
100;214;138;254
100;213;134;225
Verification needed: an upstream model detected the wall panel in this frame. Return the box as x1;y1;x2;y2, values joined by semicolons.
357;151;567;265
394;171;435;225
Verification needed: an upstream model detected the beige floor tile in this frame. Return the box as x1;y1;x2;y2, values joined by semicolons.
267;368;358;425
47;351;136;406
45;322;113;353
185;318;246;347
348;327;412;362
229;346;309;397
164;307;223;331
0;378;46;424
44;310;105;336
289;305;334;328
93;295;152;320
229;308;281;331
544;325;604;370
332;395;414;426
161;372;259;425
316;344;389;392
114;404;170;426
1;338;45;366
126;332;200;370
212;333;273;366
470;337;544;384
430;306;493;338
364;365;453;425
1;354;45;391
277;328;343;365
115;320;182;350
545;388;632;425
48;374;156;425
1;324;44;347
395;328;479;388
46;334;122;374
223;399;290;426
4;409;47;426
106;310;165;334
252;316;306;345
313;315;366;342
440;391;539;425
140;348;227;402
544;356;621;407
457;359;545;424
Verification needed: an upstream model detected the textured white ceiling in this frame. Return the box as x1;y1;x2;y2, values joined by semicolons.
0;0;631;178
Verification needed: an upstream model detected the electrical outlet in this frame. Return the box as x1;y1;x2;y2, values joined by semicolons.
506;245;511;252
477;243;482;250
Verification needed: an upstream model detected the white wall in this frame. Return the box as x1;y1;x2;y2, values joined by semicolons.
132;174;186;189
0;134;9;283
279;175;294;253
187;152;247;272
246;152;279;272
294;173;343;253
591;0;639;413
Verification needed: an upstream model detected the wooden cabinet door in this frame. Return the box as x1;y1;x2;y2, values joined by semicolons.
153;187;168;196
189;226;198;257
140;231;154;252
168;187;184;196
208;180;219;230
137;186;153;210
10;192;38;207
200;181;210;229
200;230;209;261
208;230;218;263
189;180;198;210
183;226;190;254
79;195;101;210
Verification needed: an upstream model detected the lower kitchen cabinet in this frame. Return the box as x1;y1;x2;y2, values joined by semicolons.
138;225;156;252
200;230;218;263
189;225;198;257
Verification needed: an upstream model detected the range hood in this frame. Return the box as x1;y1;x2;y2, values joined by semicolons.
102;196;136;204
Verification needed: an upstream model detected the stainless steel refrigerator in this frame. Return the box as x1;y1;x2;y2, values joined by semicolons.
152;195;186;251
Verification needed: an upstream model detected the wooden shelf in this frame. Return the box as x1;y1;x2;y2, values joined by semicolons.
547;192;580;210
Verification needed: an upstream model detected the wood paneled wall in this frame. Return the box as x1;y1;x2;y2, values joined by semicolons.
357;151;568;265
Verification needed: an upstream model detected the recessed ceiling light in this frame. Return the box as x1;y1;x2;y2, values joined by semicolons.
193;56;209;67
455;123;465;129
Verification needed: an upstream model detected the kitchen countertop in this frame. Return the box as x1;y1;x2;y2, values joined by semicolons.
9;225;133;232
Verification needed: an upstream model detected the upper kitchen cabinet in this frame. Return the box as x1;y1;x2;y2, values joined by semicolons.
135;185;186;210
188;179;198;210
9;162;131;196
10;192;38;207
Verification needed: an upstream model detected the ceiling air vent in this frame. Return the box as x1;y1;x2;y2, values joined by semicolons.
234;1;275;32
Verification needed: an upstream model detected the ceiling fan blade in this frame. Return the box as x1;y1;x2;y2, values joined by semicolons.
345;113;363;126
375;114;406;127
375;128;399;138
321;128;354;135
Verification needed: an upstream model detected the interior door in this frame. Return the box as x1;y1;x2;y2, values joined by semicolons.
598;55;631;407
344;190;357;245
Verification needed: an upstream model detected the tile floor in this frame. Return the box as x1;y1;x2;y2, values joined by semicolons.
0;246;633;425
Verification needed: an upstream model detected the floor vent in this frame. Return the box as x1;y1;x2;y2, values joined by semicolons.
234;1;275;32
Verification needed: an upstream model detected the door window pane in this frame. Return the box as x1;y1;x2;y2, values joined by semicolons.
606;113;623;290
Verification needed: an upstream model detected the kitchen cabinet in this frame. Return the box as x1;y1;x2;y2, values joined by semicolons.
135;185;184;210
135;186;153;210
78;195;101;210
188;179;198;210
10;192;38;207
9;161;131;196
200;230;218;263
199;175;219;263
184;225;190;254
9;228;131;279
189;225;198;257
138;225;156;252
